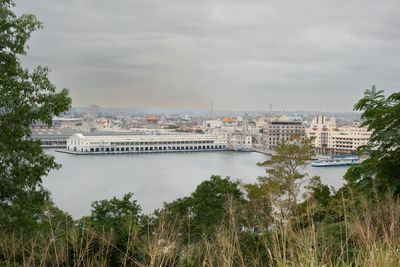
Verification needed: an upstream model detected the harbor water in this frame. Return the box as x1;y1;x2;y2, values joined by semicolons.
44;150;349;218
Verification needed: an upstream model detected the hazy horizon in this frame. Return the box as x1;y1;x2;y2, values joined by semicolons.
16;0;400;112
70;105;364;115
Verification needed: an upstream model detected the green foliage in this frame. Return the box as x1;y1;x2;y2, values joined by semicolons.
256;135;314;214
304;176;331;207
345;85;400;196
40;200;74;231
83;193;142;265
297;176;332;224
88;193;141;229
243;177;277;227
164;175;243;242
0;0;71;232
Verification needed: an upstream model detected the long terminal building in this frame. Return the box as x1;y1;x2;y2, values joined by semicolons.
66;133;228;154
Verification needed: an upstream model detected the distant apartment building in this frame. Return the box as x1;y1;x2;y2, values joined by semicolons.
146;115;159;128
306;115;371;154
328;128;371;153
202;116;254;150
96;118;112;129
89;104;99;118
222;117;235;125
228;132;252;150
256;117;267;128
247;125;262;135
52;117;82;128
203;120;223;129
262;115;306;150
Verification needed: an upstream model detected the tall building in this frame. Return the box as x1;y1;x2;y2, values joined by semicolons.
242;113;249;132
262;115;306;150
306;115;337;153
89;104;99;118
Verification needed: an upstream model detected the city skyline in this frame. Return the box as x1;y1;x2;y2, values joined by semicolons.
16;0;400;112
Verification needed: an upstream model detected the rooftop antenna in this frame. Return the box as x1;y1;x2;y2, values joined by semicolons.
318;104;323;123
210;101;214;120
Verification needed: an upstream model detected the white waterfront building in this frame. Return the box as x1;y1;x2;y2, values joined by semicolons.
306;115;371;154
66;133;228;154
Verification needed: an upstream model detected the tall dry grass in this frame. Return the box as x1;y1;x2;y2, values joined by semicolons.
1;193;399;266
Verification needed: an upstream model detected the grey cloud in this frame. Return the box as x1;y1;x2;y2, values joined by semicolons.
15;0;400;111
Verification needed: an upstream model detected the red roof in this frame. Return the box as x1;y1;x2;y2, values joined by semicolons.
223;117;234;123
147;115;158;121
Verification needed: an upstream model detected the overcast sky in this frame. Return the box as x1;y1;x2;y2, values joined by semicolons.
15;0;400;112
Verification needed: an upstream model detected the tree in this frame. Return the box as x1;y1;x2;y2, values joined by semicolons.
296;176;332;226
164;175;243;242
243;177;278;228
84;193;142;265
345;85;400;196
0;0;71;231
88;193;141;230
257;135;314;216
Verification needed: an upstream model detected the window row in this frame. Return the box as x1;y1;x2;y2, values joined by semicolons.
107;140;215;146
71;145;227;153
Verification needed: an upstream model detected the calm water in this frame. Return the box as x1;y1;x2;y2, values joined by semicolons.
44;150;348;218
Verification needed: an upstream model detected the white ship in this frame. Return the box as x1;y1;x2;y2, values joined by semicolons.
311;156;360;167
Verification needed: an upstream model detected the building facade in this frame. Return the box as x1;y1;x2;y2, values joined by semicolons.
203;120;223;129
328;128;371;153
306;115;337;153
227;132;252;151
306;115;371;154
66;133;228;154
262;115;306;150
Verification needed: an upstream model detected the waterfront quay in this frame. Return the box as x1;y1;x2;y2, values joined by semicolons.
32;129;152;148
62;133;228;154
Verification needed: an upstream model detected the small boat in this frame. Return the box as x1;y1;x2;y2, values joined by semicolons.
311;156;360;167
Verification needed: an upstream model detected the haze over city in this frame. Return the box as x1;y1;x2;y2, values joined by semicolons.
16;0;400;111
